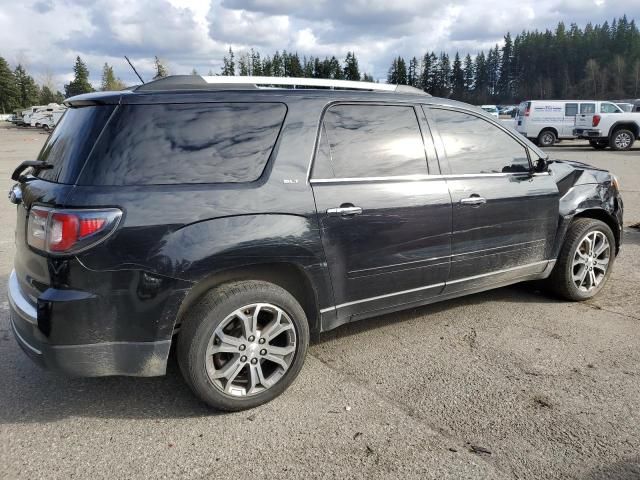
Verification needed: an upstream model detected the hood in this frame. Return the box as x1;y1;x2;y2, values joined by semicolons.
548;159;613;197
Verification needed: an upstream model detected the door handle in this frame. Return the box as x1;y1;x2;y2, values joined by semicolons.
326;205;363;217
460;196;487;206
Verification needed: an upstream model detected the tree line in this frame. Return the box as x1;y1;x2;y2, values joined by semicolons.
1;15;638;113
388;15;640;104
0;56;128;113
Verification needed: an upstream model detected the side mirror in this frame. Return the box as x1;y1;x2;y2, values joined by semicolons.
532;157;548;173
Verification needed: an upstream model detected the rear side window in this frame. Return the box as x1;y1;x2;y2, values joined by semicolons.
35;106;115;183
79;103;286;185
580;103;595;114
431;108;530;175
565;103;578;116
314;104;427;178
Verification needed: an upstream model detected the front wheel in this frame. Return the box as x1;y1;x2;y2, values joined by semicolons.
547;218;615;301
177;280;309;411
610;129;635;151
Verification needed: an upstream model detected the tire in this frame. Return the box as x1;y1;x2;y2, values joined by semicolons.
537;129;557;147
547;218;615;301
177;280;309;411
43;125;50;131
589;139;607;150
609;128;635;151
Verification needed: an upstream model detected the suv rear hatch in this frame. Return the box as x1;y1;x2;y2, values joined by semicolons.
12;103;116;302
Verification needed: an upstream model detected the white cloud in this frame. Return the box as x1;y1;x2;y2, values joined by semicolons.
0;0;636;89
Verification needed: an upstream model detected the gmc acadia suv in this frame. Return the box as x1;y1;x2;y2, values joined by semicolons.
8;75;623;411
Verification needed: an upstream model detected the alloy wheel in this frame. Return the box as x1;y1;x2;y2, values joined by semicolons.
614;132;632;150
205;303;297;397
572;230;610;292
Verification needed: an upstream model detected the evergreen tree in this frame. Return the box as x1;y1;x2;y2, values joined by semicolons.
0;56;19;113
221;47;235;76
462;54;474;99
387;56;407;84
39;85;56;104
451;53;465;99
343;52;360;81
362;73;374;82
64;56;93;97
271;51;284;76
498;33;514;102
419;52;437;93
15;64;40;107
101;63;124;91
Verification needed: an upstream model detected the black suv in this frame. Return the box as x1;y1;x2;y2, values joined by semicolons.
8;76;623;411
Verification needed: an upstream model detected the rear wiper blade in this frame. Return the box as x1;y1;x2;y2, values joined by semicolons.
11;160;53;181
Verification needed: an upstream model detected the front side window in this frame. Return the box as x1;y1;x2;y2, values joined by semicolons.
431;108;530;175
601;103;621;113
565;103;578;116
314;104;427;178
79;102;287;185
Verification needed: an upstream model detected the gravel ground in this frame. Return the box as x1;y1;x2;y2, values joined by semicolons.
1;124;639;479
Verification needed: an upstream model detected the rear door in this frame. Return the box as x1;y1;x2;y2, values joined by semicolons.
311;103;451;320
576;102;596;128
563;102;578;137
425;106;559;293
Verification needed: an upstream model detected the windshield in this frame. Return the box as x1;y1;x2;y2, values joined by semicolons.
482;107;498;113
35;105;114;183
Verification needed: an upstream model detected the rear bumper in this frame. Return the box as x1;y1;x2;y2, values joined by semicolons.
8;269;170;377
573;128;604;138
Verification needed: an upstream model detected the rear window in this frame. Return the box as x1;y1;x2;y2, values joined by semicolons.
35;106;115;183
78;103;286;185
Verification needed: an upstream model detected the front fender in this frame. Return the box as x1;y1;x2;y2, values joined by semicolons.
551;182;623;258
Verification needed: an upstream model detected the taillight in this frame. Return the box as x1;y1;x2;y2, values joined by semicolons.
524;107;530;117
592;115;601;127
27;207;122;255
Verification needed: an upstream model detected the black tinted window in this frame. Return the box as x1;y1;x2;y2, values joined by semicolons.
36;106;115;183
431;108;530;174
317;104;427;178
565;103;578;116
80;103;286;185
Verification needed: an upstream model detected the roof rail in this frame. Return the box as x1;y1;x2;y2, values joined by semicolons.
136;75;430;95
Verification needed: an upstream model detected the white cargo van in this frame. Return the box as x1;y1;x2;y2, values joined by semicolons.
515;100;623;146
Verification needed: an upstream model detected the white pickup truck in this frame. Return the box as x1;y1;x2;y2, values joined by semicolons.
574;111;640;151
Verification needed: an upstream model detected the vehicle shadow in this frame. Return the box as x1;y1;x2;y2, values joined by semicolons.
0;282;561;424
582;457;640;479
315;282;562;345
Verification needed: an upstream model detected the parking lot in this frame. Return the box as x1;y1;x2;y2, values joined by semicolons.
0;124;639;479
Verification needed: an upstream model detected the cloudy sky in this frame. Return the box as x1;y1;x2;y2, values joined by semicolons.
0;0;637;90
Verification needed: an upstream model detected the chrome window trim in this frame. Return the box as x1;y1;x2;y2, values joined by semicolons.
319;260;549;313
310;172;550;184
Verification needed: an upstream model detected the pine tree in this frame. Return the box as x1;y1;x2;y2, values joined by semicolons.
419;53;437;93
343;52;360;81
101;63;124;91
408;57;419;87
387;56;407;85
221;47;235;76
498;33;514;102
362;73;374;82
15;64;40;107
451;53;465;99
64;57;93;97
39;85;56;104
0;56;19;113
272;51;284;76
462;54;474;100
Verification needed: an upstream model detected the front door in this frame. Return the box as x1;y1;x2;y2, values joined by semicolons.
426;106;559;294
311;103;452;322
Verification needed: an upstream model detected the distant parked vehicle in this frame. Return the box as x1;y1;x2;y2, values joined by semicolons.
41;108;66;131
480;105;500;118
574;110;640;151
515;100;623;147
616;103;635;112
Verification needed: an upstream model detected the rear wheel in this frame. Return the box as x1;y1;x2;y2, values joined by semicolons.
609;129;635;151
537;129;557;147
589;139;607;150
177;280;309;411
547;218;615;301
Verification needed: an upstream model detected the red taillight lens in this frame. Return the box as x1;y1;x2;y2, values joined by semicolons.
592;115;601;127
27;207;122;255
524;107;530;117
